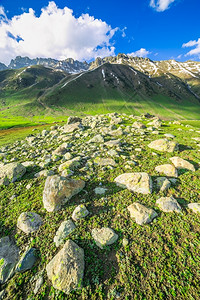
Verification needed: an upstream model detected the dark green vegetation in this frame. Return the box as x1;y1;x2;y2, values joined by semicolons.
0;55;200;124
0;115;200;299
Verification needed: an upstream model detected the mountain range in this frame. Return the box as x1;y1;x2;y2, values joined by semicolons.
0;54;200;119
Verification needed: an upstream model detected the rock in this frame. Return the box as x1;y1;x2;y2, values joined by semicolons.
16;248;37;273
156;196;181;212
72;205;89;221
127;203;157;225
94;157;116;166
132;122;146;129
67;116;82;125
155;164;178;177
46;240;84;294
188;203;200;213
17;212;43;234
122;238;129;247
34;169;54;178
58;157;81;171
164;133;175;138
148;139;178;152
62;122;82;133
104;139;121;147
52;143;69;156
54;220;76;247
0;290;5;299
21;161;36;168
43;175;85;212
156;177;171;192
0;236;19;284
0;162;26;185
94;187;107;195
148;119;162;127
169;157;195;172
91;228;118;249
88;134;104;143
34;275;44;294
115;172;152;194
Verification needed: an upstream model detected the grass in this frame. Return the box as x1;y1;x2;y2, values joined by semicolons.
0;115;200;299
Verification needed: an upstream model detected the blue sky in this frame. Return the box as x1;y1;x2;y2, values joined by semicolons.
0;0;199;64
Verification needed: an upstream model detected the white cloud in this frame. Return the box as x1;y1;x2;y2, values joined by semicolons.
0;1;118;65
128;48;151;58
150;0;175;12
182;38;200;58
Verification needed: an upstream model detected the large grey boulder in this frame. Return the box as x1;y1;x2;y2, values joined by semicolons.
156;196;181;212
0;162;26;185
17;212;43;234
127;203;157;225
0;237;19;284
169;157;195;172
46;240;84;294
155;164;178;177
148;139;178;152
115;172;152;194
43;175;85;212
91;228;118;249
54;220;76;247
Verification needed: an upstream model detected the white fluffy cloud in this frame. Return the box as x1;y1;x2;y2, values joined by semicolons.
128;48;151;58
182;38;200;58
150;0;175;12
0;1;118;65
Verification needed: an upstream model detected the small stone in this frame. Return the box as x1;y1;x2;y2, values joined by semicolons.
115;172;152;194
17;212;43;234
156;177;171;192
148;139;178;152
92;227;118;249
16;248;37;273
94;187;107;195
164;133;175;138
0;237;19;284
156;196;181;212
88;134;104;143
54;220;76;247
122;238;129;247
72;205;89;221
169;157;195;172
127;203;157;225
188;203;200;213
155;164;178;177
34;275;44;294
94;157;116;166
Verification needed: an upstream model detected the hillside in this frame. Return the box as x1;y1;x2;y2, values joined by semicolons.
0;65;66;116
0;113;200;299
40;62;200;119
0;55;200;120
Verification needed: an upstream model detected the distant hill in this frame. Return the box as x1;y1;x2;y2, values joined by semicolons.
0;55;200;119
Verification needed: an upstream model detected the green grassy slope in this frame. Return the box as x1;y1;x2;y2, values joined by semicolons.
40;64;200;120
